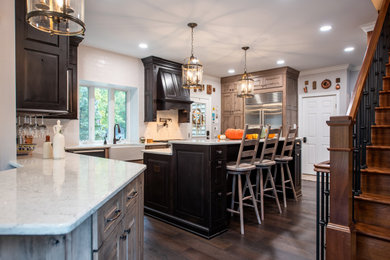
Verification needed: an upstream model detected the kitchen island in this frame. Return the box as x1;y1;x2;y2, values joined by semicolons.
143;138;302;239
0;153;146;259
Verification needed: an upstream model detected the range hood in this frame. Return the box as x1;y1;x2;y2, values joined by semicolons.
142;56;192;122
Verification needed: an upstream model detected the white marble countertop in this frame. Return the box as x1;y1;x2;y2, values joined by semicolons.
0;153;146;235
142;148;172;155
65;142;172;150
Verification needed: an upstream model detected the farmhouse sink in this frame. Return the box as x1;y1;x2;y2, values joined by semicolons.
109;144;145;161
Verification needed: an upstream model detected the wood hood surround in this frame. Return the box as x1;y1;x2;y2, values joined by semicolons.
142;56;192;123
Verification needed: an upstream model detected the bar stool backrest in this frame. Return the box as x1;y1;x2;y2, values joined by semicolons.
235;125;263;167
258;125;282;162
280;126;298;158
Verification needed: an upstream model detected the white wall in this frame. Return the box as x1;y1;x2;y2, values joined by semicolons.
0;0;16;170
298;64;351;116
45;45;221;146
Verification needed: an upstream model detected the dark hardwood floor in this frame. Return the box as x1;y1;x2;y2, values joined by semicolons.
144;180;316;260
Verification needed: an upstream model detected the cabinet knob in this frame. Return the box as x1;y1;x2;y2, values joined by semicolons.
216;150;223;155
120;234;127;240
217;192;222;197
124;228;131;234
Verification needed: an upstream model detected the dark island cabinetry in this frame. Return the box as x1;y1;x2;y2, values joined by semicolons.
143;139;302;239
15;0;82;118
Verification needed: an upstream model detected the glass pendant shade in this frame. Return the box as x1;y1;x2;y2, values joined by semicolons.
182;23;203;89
237;46;254;98
26;0;85;36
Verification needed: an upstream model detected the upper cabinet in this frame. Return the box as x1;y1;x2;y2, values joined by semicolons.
142;56;192;122
15;0;83;119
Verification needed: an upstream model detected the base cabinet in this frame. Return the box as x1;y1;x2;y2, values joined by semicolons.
0;173;144;260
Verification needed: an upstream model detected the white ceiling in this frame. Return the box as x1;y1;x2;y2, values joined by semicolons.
83;0;377;77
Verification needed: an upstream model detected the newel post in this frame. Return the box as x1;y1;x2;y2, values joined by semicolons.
326;116;355;260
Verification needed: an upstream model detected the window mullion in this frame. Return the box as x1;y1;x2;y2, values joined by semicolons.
108;89;115;143
89;87;95;142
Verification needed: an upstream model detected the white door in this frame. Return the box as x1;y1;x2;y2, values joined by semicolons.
301;95;337;174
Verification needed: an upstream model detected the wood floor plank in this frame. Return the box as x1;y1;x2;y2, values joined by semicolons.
144;180;316;260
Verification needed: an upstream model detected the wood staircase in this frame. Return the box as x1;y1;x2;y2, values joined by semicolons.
354;58;390;259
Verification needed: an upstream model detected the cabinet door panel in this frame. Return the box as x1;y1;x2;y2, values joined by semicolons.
144;157;171;213
123;206;138;260
233;94;243;112
175;150;207;224
222;93;233;113
94;223;122;260
233;114;244;129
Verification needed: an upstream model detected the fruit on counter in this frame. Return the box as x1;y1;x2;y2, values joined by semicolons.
218;134;226;140
224;128;245;140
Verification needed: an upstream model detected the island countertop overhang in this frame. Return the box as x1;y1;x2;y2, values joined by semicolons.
0;153;146;236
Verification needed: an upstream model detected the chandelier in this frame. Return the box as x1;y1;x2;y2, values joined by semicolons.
26;0;85;36
237;46;254;98
182;23;203;89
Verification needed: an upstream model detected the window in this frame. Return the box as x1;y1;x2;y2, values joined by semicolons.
79;86;128;142
191;102;207;137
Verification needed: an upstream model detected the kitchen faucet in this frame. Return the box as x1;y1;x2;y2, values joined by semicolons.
113;124;121;144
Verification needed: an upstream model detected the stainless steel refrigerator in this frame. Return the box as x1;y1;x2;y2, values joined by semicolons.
245;91;283;130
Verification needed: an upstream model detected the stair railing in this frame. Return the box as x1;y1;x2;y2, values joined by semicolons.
326;1;390;259
314;161;330;260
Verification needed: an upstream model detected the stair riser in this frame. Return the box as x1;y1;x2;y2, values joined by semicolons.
362;173;390;197
375;109;390;125
384;79;390;91
357;234;390;260
355;200;390;229
367;148;390;168
379;93;390;107
387;66;390;76
371;128;390;145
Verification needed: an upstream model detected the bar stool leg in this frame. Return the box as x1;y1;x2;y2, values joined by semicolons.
268;168;282;214
231;175;237;216
237;174;245;235
245;173;261;225
286;163;298;201
259;168;264;220
255;169;260;201
281;163;287;208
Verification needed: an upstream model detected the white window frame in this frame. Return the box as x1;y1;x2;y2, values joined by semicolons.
80;85;130;144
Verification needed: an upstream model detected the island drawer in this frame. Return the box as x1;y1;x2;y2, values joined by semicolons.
211;146;227;161
123;179;139;213
93;191;124;250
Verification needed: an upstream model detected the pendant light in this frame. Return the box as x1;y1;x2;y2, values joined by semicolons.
26;0;85;36
237;46;254;98
182;23;203;89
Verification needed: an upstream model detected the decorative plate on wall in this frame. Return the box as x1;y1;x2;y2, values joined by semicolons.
321;79;332;89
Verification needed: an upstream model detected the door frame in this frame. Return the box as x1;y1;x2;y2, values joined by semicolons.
298;92;340;175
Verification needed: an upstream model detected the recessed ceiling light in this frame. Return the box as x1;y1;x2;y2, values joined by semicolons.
138;43;148;49
320;25;332;32
228;69;235;74
344;46;355;52
277;60;285;65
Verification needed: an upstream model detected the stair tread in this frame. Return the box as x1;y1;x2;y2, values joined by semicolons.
355;223;390;241
371;125;390;128
366;145;390;150
375;107;390;110
361;167;390;175
379;90;390;94
355;193;390;205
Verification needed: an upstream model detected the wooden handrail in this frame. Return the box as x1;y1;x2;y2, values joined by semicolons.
347;0;390;119
314;160;330;173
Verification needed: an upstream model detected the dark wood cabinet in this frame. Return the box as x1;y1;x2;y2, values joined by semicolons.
15;0;82;118
144;153;172;214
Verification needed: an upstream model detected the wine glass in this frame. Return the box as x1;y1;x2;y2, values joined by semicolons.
39;116;47;138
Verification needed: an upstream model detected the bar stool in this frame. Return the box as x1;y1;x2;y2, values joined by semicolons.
226;125;262;235
273;126;298;208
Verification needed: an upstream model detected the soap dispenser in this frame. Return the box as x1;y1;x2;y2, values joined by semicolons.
53;120;65;159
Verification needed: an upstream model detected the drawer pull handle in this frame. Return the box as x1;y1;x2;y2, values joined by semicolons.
218;192;222;197
124;228;131;234
106;209;121;223
216;150;222;155
127;191;138;200
120;233;127;240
